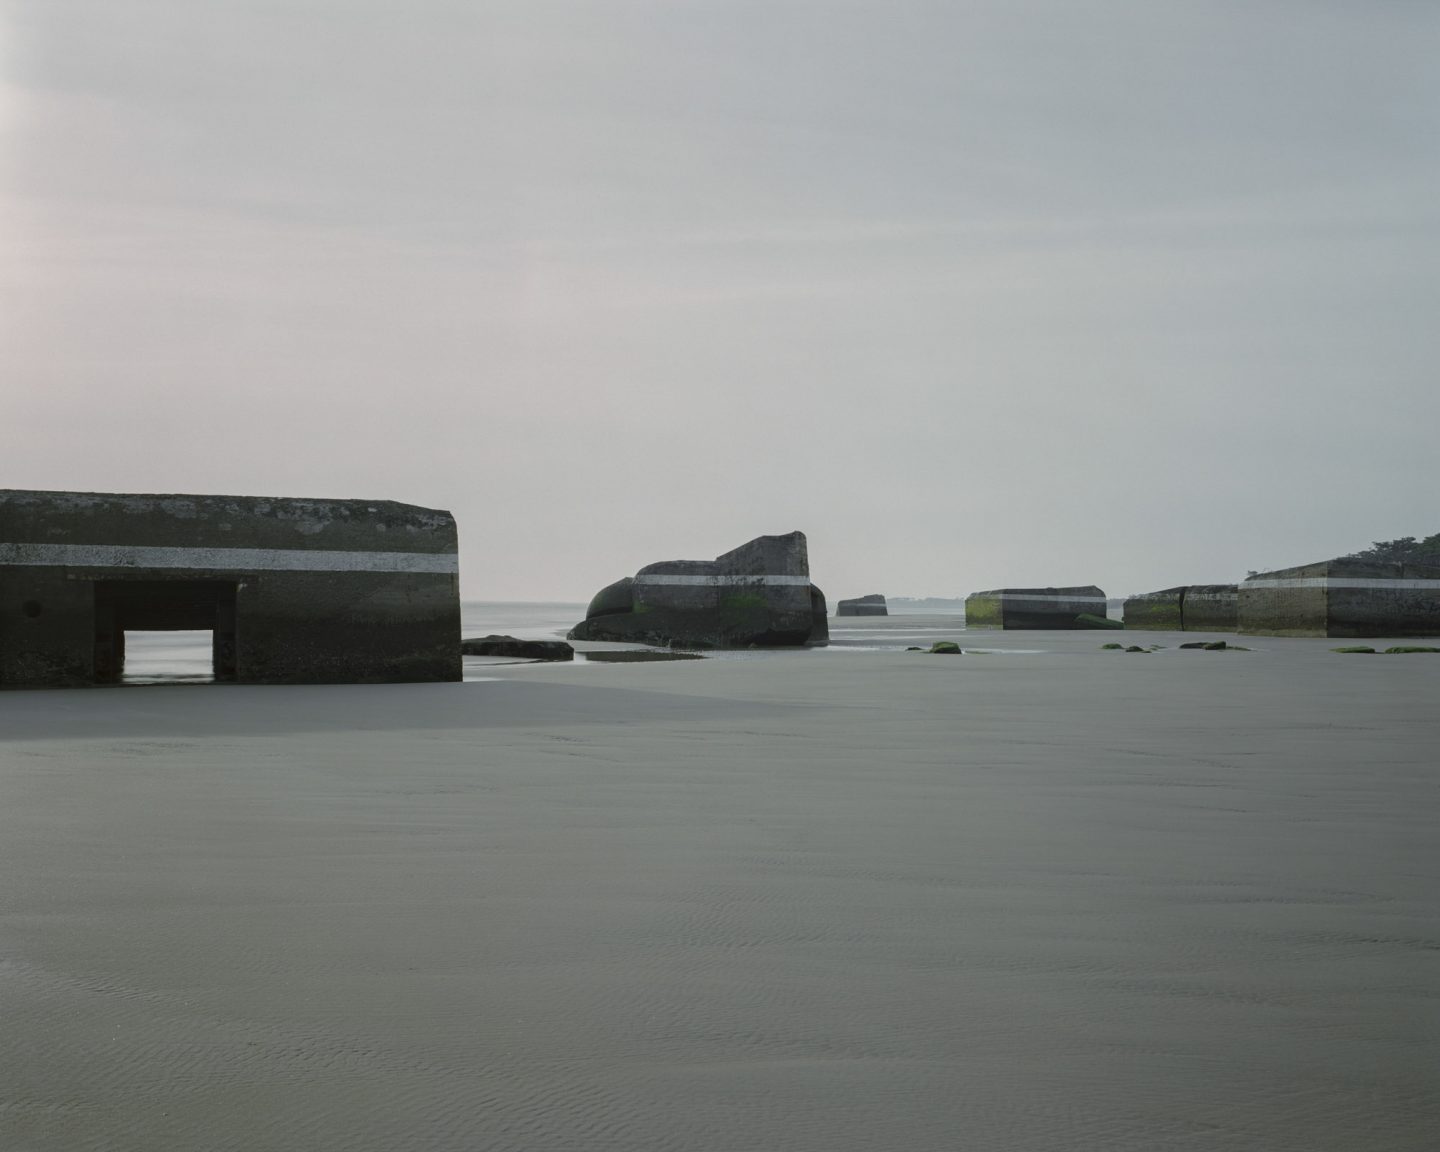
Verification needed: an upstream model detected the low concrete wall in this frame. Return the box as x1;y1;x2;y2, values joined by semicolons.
1124;585;1237;631
836;594;887;617
1240;560;1440;637
964;586;1107;630
1181;585;1238;632
0;489;460;688
1123;588;1184;630
569;532;825;648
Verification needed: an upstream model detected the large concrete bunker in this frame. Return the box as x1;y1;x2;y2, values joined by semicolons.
837;594;888;617
1239;559;1440;638
1123;585;1238;632
0;489;461;687
569;531;829;648
965;586;1108;629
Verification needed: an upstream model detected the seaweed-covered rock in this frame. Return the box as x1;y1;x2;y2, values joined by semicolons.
568;532;827;649
929;641;961;654
461;635;574;660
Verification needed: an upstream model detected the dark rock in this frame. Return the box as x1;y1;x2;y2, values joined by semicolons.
1331;646;1376;654
568;532;826;649
1203;641;1228;651
836;594;888;617
462;635;574;660
809;585;830;646
929;641;961;654
583;650;704;663
1124;646;1148;653
1179;642;1208;649
1101;643;1124;650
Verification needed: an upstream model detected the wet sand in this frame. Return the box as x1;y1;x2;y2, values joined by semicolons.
2;621;1437;1150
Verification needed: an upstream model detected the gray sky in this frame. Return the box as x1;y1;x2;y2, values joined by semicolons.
3;1;1437;600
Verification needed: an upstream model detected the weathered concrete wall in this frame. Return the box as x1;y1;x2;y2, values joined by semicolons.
1181;585;1238;632
0;489;460;688
836;594;888;617
1240;560;1440;638
1124;585;1237;631
1123;588;1185;630
569;532;824;648
964;586;1107;630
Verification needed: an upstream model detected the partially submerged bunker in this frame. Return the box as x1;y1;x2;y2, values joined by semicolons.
1123;585;1238;632
836;594;888;617
0;489;461;687
1239;559;1440;638
964;586;1108;629
569;531;829;648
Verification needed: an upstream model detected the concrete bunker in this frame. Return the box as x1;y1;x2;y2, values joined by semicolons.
1;489;461;688
837;594;888;617
1123;585;1238;632
1239;559;1440;638
964;586;1108;630
569;531;829;648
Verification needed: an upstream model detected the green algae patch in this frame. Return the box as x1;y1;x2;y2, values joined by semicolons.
929;641;962;654
1101;643;1124;650
1384;646;1440;654
1076;613;1123;630
1331;646;1376;654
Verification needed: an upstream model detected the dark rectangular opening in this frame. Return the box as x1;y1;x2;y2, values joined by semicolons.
94;580;239;684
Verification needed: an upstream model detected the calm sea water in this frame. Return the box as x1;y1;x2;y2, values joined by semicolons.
118;602;1000;682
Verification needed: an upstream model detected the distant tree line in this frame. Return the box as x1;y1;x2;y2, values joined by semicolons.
1246;532;1440;578
1343;533;1440;566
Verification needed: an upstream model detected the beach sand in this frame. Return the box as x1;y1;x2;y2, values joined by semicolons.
2;621;1436;1150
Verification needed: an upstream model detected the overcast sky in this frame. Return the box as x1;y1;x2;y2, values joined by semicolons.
3;1;1437;600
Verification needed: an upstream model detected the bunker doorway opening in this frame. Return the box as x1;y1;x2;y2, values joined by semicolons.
93;580;239;685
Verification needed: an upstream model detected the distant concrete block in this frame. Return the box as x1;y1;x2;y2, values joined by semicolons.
1181;585;1239;632
1239;560;1440;638
568;532;827;648
836;594;888;617
1124;585;1237;632
1123;587;1185;631
964;586;1107;630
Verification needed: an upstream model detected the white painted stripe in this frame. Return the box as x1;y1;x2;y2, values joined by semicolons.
0;542;458;574
1244;578;1440;590
967;594;1106;605
635;574;812;587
